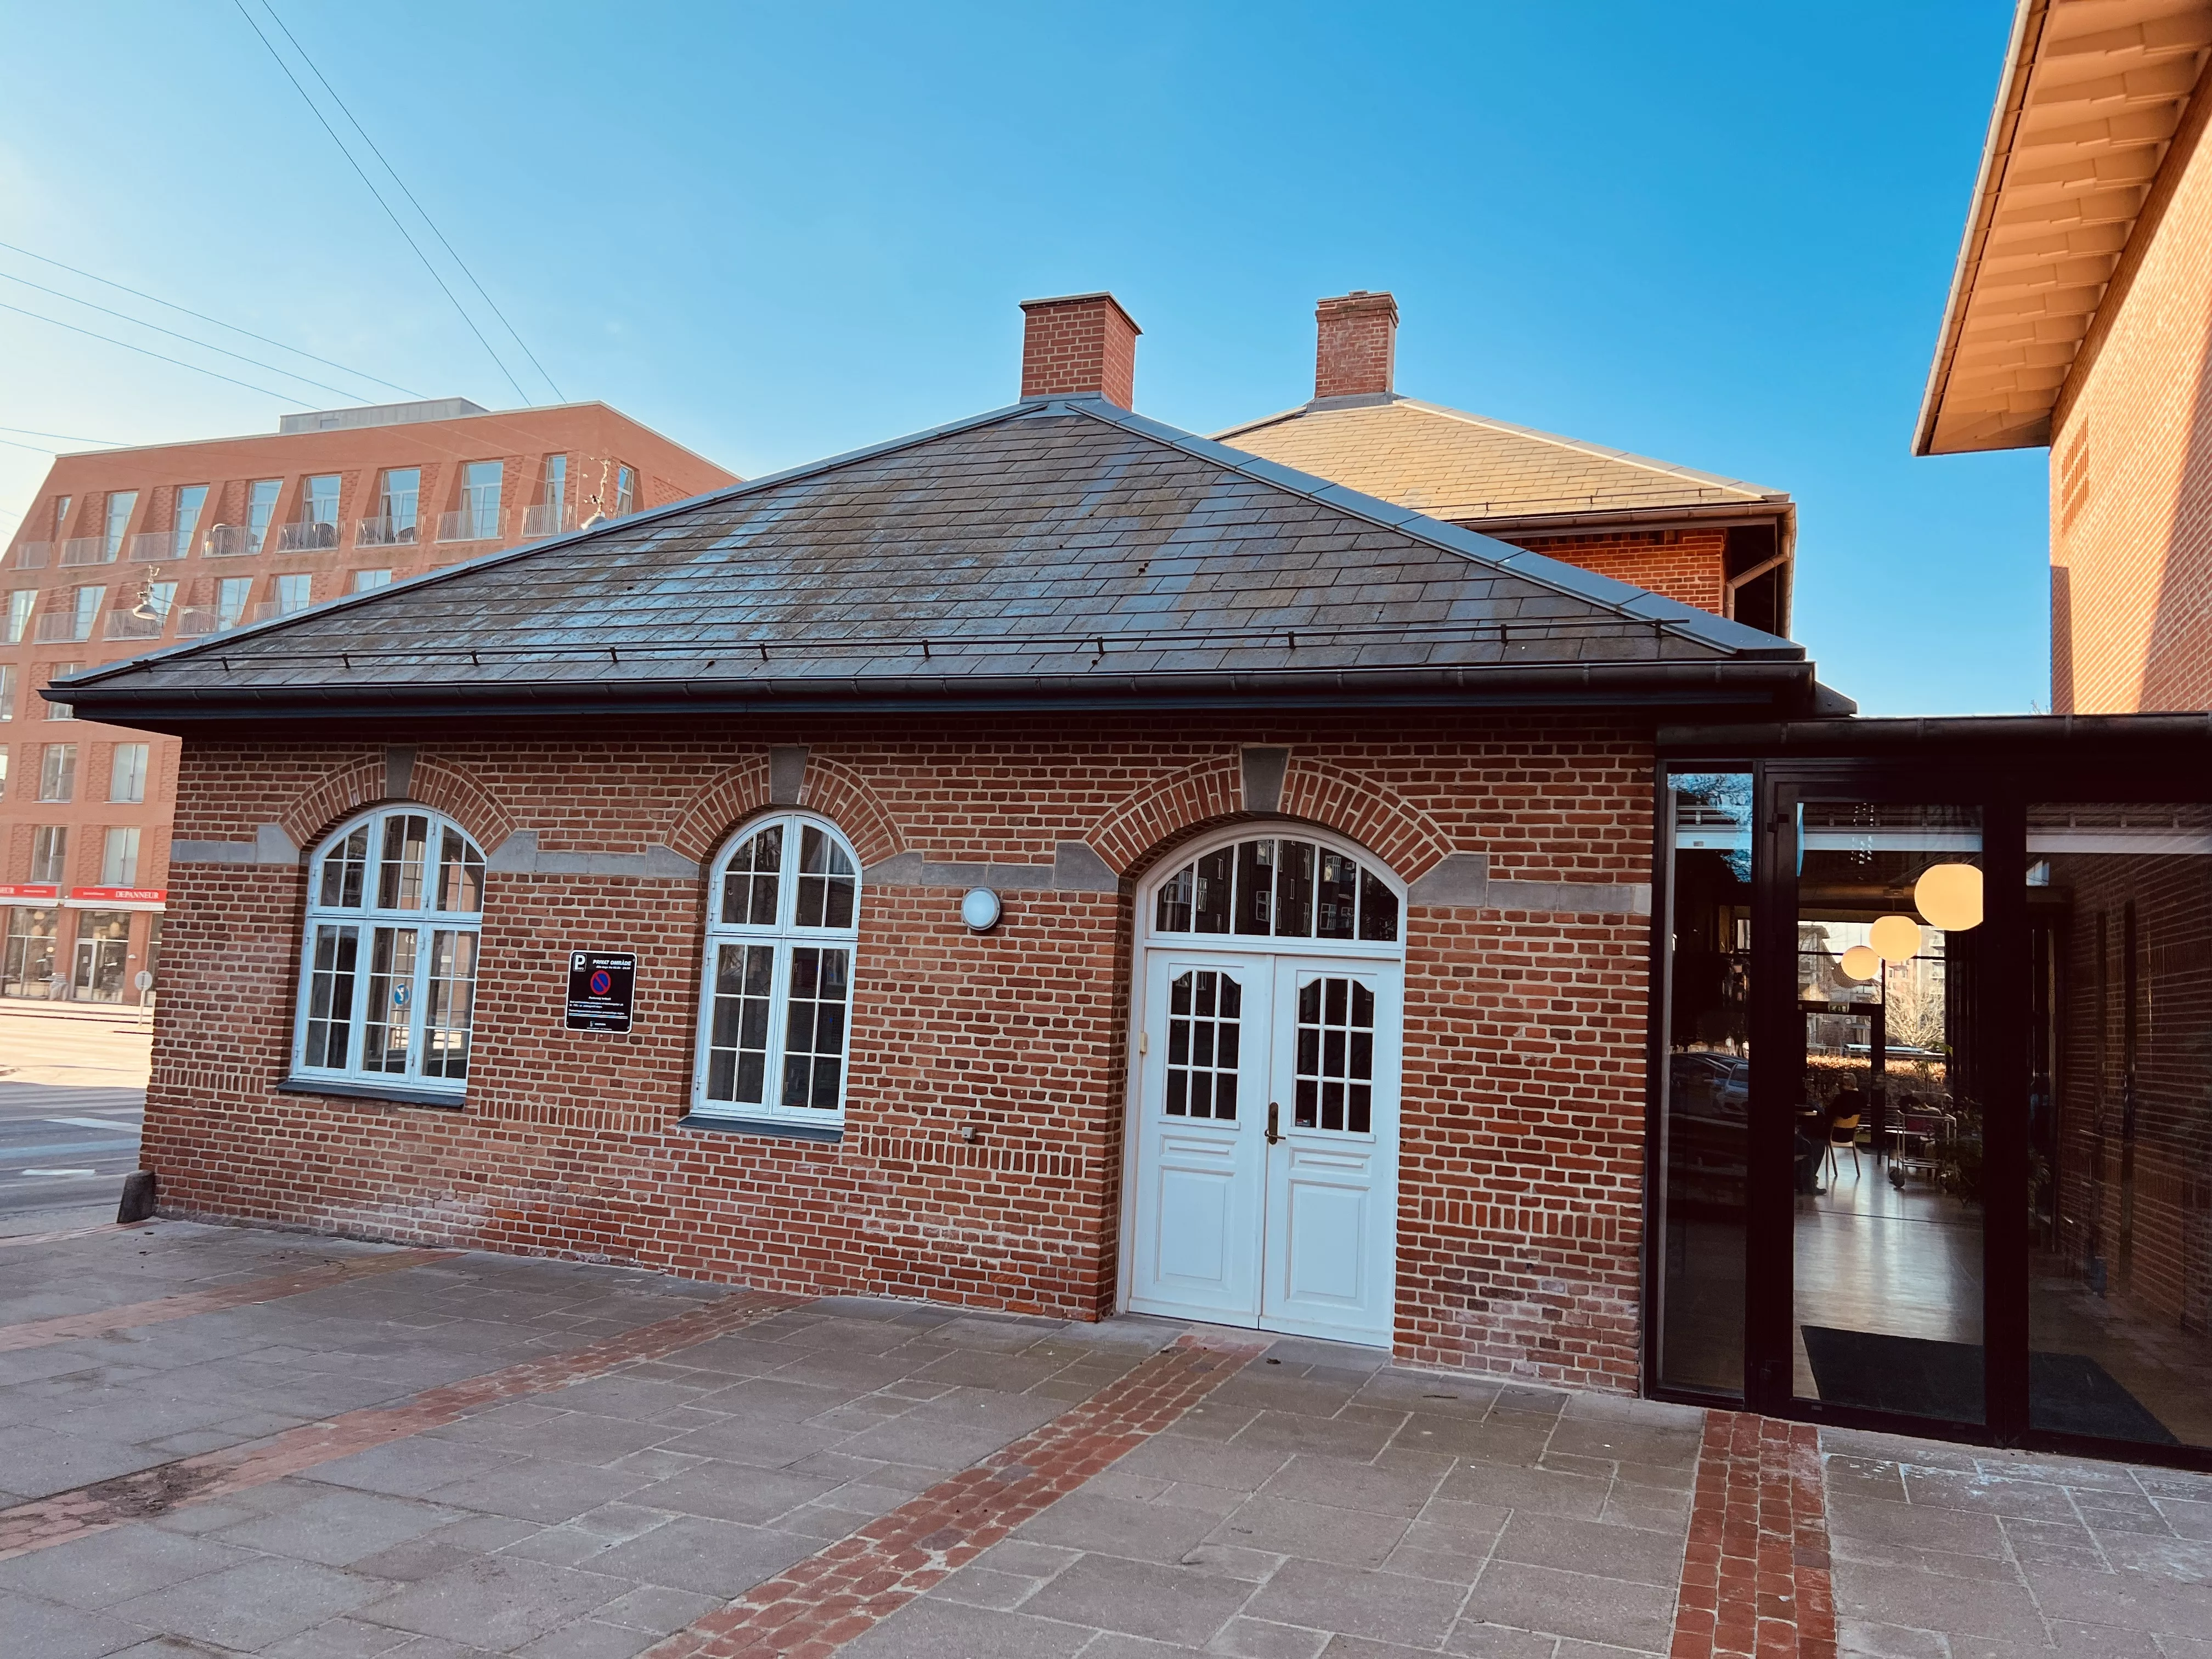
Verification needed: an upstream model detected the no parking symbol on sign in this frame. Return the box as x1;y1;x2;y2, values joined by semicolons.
566;950;636;1032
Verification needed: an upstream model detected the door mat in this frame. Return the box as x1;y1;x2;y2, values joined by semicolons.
1799;1325;2178;1443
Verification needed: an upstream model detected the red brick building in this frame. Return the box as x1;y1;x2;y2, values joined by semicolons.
0;400;733;1004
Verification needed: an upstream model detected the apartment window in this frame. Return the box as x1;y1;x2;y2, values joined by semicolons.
545;454;567;507
380;469;419;541
353;569;392;592
275;573;313;614
614;465;636;518
173;484;208;560
110;743;149;804
0;748;8;799
247;480;280;552
101;827;142;888
304;475;340;524
295;807;486;1097
31;826;67;883
103;492;138;560
46;663;78;720
461;461;502;540
38;743;76;802
0;664;13;720
693;815;860;1125
6;590;32;644
53;496;71;538
69;586;104;641
138;581;177;623
217;578;252;629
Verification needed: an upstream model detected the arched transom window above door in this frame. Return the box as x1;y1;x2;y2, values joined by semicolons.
1152;833;1398;943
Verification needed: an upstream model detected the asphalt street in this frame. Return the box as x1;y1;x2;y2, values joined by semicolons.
0;1079;143;1224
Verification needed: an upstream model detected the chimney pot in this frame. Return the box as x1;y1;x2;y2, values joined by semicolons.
1314;290;1398;401
1020;292;1141;409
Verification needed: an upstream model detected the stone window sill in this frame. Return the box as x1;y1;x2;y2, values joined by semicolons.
677;1113;843;1144
279;1076;466;1110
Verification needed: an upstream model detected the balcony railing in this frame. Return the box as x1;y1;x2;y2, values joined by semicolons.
202;524;258;557
105;610;167;641
275;520;341;554
521;502;571;539
356;516;419;549
59;537;116;567
11;542;50;569
127;532;178;563
248;600;316;624
437;509;503;544
34;612;94;644
173;606;241;637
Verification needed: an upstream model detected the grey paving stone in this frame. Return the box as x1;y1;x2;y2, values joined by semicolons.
1259;1453;1448;1518
1244;1558;1468;1646
0;1522;250;1609
1836;1617;1950;1659
425;1459;659;1523
2022;1561;2212;1634
312;1435;523;1498
1826;1494;2010;1555
1017;1489;1227;1562
0;1585;149;1658
1542;1420;1700;1470
214;1486;467;1567
0;1423;176;1498
354;1553;630;1649
583;1514;817;1596
1491;1513;1685;1588
1212;1613;1335;1656
1901;1468;2078;1522
623;1459;837;1525
110;1554;388;1650
1212;1493;1411;1567
1020;1551;1258;1645
1832;1558;2053;1640
927;1562;1044;1609
1462;1560;1674;1650
1437;1461;1612;1520
657;1413;851;1468
1229;1411;1399;1461
2158;1498;2212;1541
835;1409;1031;1469
840;1596;1097;1656
591;1581;719;1633
1831;1532;2024;1584
513;1620;658;1658
2047;1622;2163;1658
1114;1435;1293;1493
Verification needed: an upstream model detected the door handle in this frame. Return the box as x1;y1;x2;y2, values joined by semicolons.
1266;1101;1282;1144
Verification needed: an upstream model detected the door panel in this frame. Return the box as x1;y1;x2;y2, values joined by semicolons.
1128;953;1271;1323
1262;960;1400;1345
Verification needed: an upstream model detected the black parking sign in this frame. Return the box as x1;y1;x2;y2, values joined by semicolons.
565;950;636;1032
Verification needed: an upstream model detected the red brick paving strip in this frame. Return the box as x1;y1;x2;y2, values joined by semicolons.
641;1328;1271;1659
1671;1411;1835;1659
0;1245;461;1353
0;1285;804;1561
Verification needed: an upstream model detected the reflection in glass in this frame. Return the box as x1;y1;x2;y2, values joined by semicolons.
2028;804;2212;1447
1658;771;1751;1395
1792;803;1984;1424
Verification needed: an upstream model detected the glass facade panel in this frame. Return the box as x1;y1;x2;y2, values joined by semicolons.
2027;803;2212;1447
2;907;59;998
247;480;279;551
173;484;207;559
103;492;136;558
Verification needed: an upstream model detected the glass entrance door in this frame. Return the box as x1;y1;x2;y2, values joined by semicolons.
1788;803;1987;1423
71;911;131;1003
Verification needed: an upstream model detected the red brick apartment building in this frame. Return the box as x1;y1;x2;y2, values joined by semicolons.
64;290;2212;1469
1916;0;2212;712
0;400;734;1004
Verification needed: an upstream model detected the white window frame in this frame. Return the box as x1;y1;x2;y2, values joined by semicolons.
1143;825;1405;959
291;806;487;1101
691;812;861;1127
109;742;149;803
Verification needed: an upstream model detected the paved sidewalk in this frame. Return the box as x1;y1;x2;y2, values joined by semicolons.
0;1220;2204;1657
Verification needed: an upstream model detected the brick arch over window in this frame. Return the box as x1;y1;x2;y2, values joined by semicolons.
1088;754;1244;875
1278;757;1452;883
278;752;514;855
795;757;904;868
667;757;772;866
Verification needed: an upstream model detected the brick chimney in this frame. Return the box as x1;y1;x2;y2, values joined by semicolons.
1314;290;1398;400
1020;293;1141;408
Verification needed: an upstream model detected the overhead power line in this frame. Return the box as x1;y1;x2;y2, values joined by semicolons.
0;270;381;405
0;425;126;447
262;4;563;404
0;300;313;406
230;0;533;406
0;239;422;400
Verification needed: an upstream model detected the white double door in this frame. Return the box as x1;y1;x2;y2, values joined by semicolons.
1127;947;1400;1346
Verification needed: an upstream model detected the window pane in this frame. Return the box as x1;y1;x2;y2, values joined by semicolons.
377;814;430;909
1156;864;1195;933
1234;839;1274;934
174;484;207;559
706;942;774;1103
110;741;151;806
720;823;782;926
1316;849;1359;939
39;743;75;802
31;826;67;883
304;924;359;1068
781;946;850;1110
421;930;478;1079
101;827;140;887
319;824;370;908
362;927;417;1073
247;480;279;551
1193;848;1232;933
1273;839;1314;937
1166;968;1242;1121
435;827;486;913
795;825;856;928
1357;870;1398;942
104;491;137;557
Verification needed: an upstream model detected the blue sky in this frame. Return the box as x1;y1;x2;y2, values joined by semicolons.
0;2;2042;714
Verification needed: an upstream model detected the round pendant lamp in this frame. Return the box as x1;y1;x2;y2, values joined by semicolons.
1838;944;1880;982
1914;861;1983;932
1870;913;1922;962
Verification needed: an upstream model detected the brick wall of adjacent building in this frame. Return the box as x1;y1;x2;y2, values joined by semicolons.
1505;528;1730;618
2050;89;2212;714
142;713;1657;1390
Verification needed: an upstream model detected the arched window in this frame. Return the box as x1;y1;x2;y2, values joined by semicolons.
693;814;860;1125
292;807;486;1099
1152;832;1398;943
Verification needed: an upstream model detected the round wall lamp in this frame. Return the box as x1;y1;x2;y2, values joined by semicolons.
1914;862;1983;932
961;888;1003;933
1838;944;1880;983
1870;913;1922;962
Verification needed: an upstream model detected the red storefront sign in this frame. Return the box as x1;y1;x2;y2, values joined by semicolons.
0;883;61;903
66;887;166;907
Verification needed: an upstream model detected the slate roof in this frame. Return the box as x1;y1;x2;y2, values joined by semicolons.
1215;394;1793;532
63;397;1839;730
